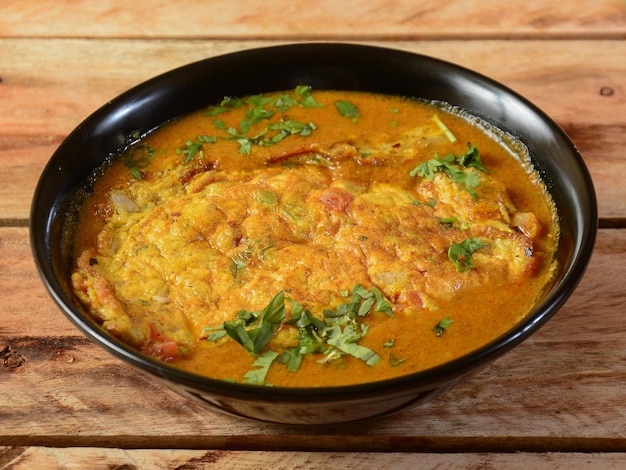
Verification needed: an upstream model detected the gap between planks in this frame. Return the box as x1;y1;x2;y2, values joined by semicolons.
1;434;626;453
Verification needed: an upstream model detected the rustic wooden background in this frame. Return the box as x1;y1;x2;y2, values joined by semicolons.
1;1;625;468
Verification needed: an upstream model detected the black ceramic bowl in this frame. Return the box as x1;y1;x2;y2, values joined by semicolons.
30;43;597;425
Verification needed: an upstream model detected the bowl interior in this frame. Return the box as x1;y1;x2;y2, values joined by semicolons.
30;43;597;411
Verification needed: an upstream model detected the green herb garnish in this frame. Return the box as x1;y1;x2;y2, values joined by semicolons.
229;257;246;283
205;285;394;385
243;350;279;385
410;144;487;198
457;144;487;172
432;114;457;142
448;238;486;272
389;352;407;366
125;144;155;179
335;100;359;119
295;84;324;108
433;316;454;337
221;291;286;355
325;324;380;366
175;136;216;163
199;86;324;156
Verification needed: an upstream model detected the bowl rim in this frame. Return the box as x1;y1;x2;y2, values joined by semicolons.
30;41;598;403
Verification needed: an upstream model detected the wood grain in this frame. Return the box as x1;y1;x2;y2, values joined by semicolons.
2;448;626;470
1;38;625;221
2;0;625;465
2;228;625;451
1;0;625;39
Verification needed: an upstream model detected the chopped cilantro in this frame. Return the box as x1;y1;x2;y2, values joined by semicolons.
176;140;202;163
191;85;327;158
433;316;454;337
325;324;380;366
268;119;317;138
389;352;407;366
295;84;324;108
274;93;299;111
202;327;228;342
125;144;155;179
205;285;395;384
371;286;393;316
204;106;230;117
229;257;246;283
245;106;274;127
448;238;486;272
221;291;286;355
410;144;488;198
243;350;279;385
198;135;217;144
335;100;359;119
277;348;303;372
212;119;227;130
458;144;487;172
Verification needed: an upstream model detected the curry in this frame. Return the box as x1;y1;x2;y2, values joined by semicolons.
70;87;559;387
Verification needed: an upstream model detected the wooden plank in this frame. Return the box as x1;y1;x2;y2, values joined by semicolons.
2;228;625;450
0;227;79;336
1;0;625;39
1;448;625;470
1;38;624;221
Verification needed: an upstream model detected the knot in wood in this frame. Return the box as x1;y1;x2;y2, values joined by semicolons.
1;345;26;371
600;86;615;97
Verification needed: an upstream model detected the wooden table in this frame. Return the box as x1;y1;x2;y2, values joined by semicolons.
1;1;625;468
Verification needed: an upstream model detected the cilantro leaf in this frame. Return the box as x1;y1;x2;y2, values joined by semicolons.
243;350;279;385
222;291;286;355
335;100;359;119
262;290;287;324
409;145;487;197
389;352;407;366
277;349;303;372
221;96;244;108
295;84;324;108
223;318;256;352
204;97;243;116
175;140;204;163
274;94;299;111
268;119;317;137
212;119;227;130
325;324;380;366
202;327;228;341
245;94;274;107
371;286;394;317
433;316;454;337
448;238;486;272
458;144;487;172
245;106;274;126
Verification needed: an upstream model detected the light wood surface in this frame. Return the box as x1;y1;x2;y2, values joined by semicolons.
1;1;625;468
